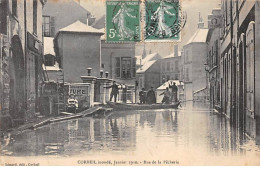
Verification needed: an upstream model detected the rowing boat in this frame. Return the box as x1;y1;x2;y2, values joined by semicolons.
106;101;181;111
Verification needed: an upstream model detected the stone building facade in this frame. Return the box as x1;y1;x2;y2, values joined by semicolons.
42;0;93;38
182;25;209;101
0;0;46;130
206;8;222;111
159;47;181;85
101;40;136;86
54;21;104;83
219;0;260;142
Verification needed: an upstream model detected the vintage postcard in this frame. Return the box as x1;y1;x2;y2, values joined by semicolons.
1;0;260;166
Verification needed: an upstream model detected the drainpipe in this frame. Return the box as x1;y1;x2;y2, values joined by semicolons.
24;0;28;118
230;0;234;121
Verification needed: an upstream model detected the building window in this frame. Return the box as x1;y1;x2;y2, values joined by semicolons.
115;57;121;78
185;67;189;81
122;57;131;78
44;55;55;66
132;57;136;78
0;0;8;34
167;62;170;71
33;0;37;34
43;16;50;37
115;57;135;79
139;77;143;90
162;62;166;71
12;0;17;16
215;40;218;66
185;51;189;63
175;61;179;71
175;74;179;80
167;75;170;81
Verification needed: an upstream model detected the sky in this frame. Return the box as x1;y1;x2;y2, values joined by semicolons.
79;0;221;57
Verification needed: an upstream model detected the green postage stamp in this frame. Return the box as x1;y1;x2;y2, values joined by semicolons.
145;0;180;41
106;1;141;42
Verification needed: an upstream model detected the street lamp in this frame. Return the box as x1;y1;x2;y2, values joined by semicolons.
87;67;92;76
100;70;104;78
204;63;209;72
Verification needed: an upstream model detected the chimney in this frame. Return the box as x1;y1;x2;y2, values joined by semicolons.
88;15;96;26
174;45;178;57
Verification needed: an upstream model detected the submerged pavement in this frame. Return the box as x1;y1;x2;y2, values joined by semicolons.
1;102;260;165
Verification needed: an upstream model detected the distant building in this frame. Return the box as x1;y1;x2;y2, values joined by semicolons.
206;8;221;111
42;0;94;81
136;52;162;70
101;36;136;86
42;0;93;38
182;20;208;101
136;53;162;90
54;21;104;82
0;0;46;129
159;45;181;84
219;0;260;141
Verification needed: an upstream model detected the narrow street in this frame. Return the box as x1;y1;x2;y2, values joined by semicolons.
1;102;260;164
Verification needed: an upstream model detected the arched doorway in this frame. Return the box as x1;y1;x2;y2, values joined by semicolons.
9;35;26;122
237;33;246;135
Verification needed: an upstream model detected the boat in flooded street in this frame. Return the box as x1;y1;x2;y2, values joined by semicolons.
106;101;181;111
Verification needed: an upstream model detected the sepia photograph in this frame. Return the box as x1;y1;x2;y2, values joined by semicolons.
0;0;260;166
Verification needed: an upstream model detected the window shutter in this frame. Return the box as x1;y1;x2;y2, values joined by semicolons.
50;16;55;37
132;57;136;78
0;0;7;35
115;57;120;78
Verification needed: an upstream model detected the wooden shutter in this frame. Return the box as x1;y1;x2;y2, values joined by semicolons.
0;0;7;34
115;57;120;78
50;16;55;37
246;21;255;119
132;57;136;78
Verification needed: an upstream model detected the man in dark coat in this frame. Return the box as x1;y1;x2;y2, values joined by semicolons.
146;87;156;104
139;88;146;104
104;81;119;102
169;82;178;102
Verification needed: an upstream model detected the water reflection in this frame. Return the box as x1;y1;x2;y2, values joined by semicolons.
1;102;260;158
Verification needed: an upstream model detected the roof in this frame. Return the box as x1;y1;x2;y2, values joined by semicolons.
163;53;174;59
100;28;105;40
142;53;161;64
185;28;209;45
135;53;161;67
92;15;105;29
44;37;55;55
163;52;181;59
157;80;182;90
136;60;156;73
58;20;104;34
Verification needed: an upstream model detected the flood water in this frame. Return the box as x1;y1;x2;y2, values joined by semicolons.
1;102;260;164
